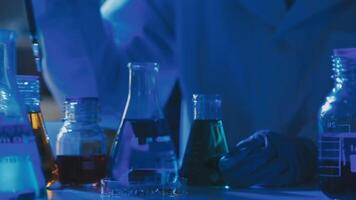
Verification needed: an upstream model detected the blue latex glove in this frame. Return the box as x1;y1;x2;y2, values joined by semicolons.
219;130;317;187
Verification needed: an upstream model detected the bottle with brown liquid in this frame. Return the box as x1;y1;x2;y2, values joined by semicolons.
180;94;229;186
17;75;57;187
56;97;107;185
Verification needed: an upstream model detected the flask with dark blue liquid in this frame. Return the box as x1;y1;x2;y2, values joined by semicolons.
319;48;356;199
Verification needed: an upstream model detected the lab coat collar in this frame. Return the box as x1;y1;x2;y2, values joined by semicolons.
238;0;286;26
277;0;344;34
238;0;344;33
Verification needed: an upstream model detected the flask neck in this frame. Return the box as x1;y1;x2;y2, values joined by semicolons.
64;97;99;124
193;94;222;120
17;75;41;113
0;29;28;124
125;63;163;119
332;54;356;93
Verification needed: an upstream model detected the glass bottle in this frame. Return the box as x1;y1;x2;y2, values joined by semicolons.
17;75;58;187
319;48;356;199
180;94;229;186
56;97;107;185
108;62;179;196
0;29;46;199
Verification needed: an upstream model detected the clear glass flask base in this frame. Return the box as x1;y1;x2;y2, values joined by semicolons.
101;178;186;199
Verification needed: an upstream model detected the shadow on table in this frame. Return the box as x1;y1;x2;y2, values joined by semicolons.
186;186;328;200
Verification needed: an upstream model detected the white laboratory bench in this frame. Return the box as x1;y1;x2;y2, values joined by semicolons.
46;187;328;200
44;122;328;200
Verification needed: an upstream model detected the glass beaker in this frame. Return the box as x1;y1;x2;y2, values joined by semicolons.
56;97;107;185
319;48;356;199
0;29;46;199
180;94;229;186
17;75;58;187
108;62;179;196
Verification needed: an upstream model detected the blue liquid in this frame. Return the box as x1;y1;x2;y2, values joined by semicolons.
0;156;42;198
0;125;46;199
0;156;46;198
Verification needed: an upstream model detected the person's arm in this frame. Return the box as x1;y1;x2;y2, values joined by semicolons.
32;0;176;128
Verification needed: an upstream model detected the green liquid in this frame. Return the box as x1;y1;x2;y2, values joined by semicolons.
180;120;229;186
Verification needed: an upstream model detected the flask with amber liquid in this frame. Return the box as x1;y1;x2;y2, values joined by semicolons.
17;75;58;187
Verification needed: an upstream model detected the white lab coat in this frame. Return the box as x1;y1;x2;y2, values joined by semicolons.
33;0;356;157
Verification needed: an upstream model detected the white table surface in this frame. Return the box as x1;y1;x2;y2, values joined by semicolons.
46;187;328;200
44;122;329;200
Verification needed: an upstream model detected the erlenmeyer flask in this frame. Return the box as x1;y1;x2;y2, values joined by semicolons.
17;75;58;187
180;94;229;186
108;63;179;196
0;30;46;198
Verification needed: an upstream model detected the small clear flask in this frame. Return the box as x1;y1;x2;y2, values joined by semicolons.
17;75;58;187
0;29;46;199
319;48;356;199
108;63;179;196
56;97;107;185
180;94;229;186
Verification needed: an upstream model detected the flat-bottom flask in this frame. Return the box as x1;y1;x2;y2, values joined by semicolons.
0;29;46;199
109;63;179;197
180;94;229;186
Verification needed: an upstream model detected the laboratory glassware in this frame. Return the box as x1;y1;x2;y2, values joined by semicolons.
108;62;179;196
180;94;229;186
17;75;58;187
56;97;107;185
319;48;356;199
0;29;46;199
24;0;42;72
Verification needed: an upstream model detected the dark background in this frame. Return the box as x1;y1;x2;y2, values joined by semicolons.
0;0;61;120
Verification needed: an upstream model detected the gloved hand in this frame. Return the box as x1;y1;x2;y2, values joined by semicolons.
218;130;317;187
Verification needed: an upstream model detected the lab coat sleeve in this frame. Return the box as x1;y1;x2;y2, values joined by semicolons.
101;0;177;115
32;0;103;101
32;0;176;128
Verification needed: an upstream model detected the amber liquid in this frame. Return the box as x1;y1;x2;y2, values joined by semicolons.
56;155;107;185
28;112;58;187
180;120;229;186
